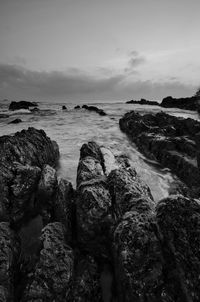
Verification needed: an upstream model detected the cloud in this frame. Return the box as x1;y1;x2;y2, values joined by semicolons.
0;63;197;101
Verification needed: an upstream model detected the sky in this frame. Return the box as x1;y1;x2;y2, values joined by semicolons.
0;0;200;102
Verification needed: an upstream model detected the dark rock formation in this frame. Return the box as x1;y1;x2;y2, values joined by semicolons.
0;222;20;301
0;127;59;225
9;101;38;111
160;95;198;111
76;142;112;258
74;105;80;109
22;222;74;301
8;118;22;124
82;105;107;116
62;105;67;110
30;107;39;112
126;98;160;106
120;111;200;196
1;128;200;301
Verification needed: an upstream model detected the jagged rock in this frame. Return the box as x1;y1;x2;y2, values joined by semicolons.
8;118;22;124
76;142;112;258
80;141;105;167
74;105;80;109
108;167;155;217
9;101;38;111
62;105;67;110
10;163;41;226
0;222;20;301
22;222;73;302
0;128;59;222
53;178;74;242
156;195;200;302
120;111;200;195
70;255;103;302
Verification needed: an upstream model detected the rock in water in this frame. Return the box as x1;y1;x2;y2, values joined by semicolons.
8;118;22;124
62;105;67;110
119;111;200;196
9;101;38;111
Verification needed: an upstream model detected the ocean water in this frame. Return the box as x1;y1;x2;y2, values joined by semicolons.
0;100;199;201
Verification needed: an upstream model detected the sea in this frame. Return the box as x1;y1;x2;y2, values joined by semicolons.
0;99;199;202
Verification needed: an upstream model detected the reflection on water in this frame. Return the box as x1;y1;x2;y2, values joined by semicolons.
0;101;199;201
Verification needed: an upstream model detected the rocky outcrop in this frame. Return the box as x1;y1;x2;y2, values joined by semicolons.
74;105;80;109
120;111;200;196
126;98;160;106
62;105;67;110
160;96;198;111
1;128;200;301
9;101;38;111
82;105;107;116
0;127;59;226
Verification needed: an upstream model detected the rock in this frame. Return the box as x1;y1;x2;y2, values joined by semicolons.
9;101;38;111
70;255;103;301
80;141;105;171
156;195;200;302
8;118;22;124
160;95;198;111
108;167;154;217
120;111;200;196
76;142;112;258
0;128;59;223
0;222;20;301
62;105;67;110
10;162;41;226
22;222;74;302
126;98;160;106
82;105;107;116
53;178;74;241
30;107;39;112
74;105;80;109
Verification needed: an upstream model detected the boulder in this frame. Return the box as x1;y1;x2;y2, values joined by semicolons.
82;105;107;116
74;105;80;109
9;101;38;111
62;105;67;110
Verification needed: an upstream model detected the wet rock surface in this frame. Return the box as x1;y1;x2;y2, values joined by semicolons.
0;128;200;301
120;110;200;196
82;104;107;116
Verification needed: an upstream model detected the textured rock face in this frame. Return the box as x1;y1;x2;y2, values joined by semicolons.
70;255;103;302
0;128;59;224
0;222;20;301
82;105;107;116
76;142;112;257
22;222;74;301
120;111;200;195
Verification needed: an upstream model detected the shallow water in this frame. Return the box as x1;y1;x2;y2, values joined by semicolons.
0;100;199;201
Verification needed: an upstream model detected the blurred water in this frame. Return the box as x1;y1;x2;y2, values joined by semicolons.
0;100;199;201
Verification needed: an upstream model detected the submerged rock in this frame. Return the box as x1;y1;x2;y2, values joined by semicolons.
8;118;22;124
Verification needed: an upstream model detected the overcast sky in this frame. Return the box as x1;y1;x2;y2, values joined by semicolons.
0;0;200;101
